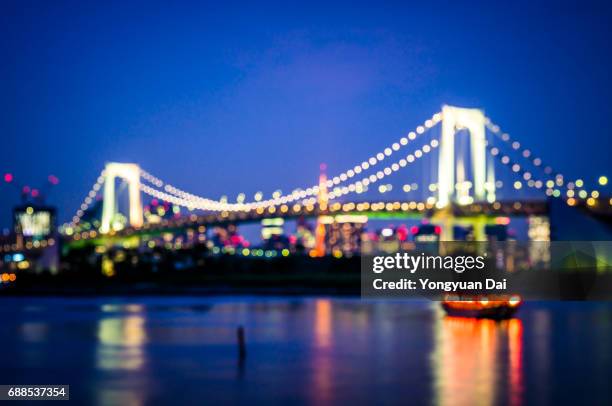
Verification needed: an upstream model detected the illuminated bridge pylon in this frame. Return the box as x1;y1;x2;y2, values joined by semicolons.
437;105;495;208
313;163;329;257
100;162;143;234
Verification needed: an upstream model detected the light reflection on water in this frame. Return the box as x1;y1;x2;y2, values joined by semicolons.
97;314;147;370
432;313;523;406
312;299;333;405
1;297;611;405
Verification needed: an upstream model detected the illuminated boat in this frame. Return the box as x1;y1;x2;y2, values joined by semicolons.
441;294;522;319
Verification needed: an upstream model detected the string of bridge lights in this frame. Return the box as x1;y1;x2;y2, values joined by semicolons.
488;143;604;206
323;111;441;189
140;184;202;210
486;142;544;192
138;135;442;212
327;137;440;200
65;169;106;229
138;111;443;211
486;119;604;206
486;119;567;185
140;183;320;212
140;171;320;211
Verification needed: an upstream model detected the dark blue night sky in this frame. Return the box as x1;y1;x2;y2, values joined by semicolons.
1;1;611;227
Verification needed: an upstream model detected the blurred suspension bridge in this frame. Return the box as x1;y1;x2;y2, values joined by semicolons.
49;104;611;255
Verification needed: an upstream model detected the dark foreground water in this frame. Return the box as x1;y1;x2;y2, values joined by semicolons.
1;297;611;406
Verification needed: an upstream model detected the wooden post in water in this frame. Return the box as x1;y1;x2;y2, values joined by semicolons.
237;326;246;360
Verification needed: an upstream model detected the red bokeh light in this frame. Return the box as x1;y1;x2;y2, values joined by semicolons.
396;225;408;241
3;173;13;183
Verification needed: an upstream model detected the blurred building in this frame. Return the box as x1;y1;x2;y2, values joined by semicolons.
320;214;367;257
0;204;59;276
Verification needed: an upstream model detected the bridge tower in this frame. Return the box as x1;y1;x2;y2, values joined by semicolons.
100;162;143;234
313;164;328;256
437;105;495;208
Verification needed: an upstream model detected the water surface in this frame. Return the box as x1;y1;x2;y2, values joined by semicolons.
1;296;611;405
